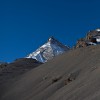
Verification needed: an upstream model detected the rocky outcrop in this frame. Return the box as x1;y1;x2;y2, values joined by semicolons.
75;29;100;48
75;38;88;48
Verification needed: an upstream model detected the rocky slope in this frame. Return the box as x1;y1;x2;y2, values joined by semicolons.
0;45;100;100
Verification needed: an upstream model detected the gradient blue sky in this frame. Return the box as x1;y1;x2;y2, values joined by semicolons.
0;0;100;62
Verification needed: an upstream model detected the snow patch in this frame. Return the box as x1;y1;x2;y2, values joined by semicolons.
96;29;100;32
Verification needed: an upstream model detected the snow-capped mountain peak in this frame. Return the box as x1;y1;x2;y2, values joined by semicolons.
48;36;58;43
26;37;70;63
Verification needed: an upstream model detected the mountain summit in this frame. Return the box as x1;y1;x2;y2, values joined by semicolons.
26;36;69;63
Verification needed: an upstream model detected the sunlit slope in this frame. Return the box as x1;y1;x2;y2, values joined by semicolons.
1;45;100;100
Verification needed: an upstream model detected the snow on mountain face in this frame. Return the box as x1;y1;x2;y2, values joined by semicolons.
26;37;70;63
96;28;100;32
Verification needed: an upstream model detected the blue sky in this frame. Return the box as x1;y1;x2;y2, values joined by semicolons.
0;0;100;62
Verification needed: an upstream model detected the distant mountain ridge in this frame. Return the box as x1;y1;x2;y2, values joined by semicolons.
0;58;42;85
26;36;70;63
0;61;7;65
